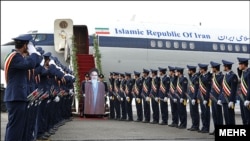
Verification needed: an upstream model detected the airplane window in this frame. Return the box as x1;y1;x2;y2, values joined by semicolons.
220;44;225;51
34;34;46;42
235;45;240;52
158;41;163;48
227;44;233;51
212;43;218;50
151;40;156;48
166;41;171;48
242;45;247;52
189;42;195;49
174;41;179;48
182;42;187;49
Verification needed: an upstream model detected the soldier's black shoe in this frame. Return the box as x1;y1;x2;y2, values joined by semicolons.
134;119;142;122
201;130;209;133
178;126;186;129
127;119;133;121
150;121;158;124
190;128;199;131
37;136;48;140
169;123;178;127
143;120;150;123
159;122;168;125
209;131;215;135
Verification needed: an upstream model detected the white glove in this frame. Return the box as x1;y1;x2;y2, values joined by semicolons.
191;99;196;105
203;100;207;105
228;101;234;108
244;100;250;107
217;100;222;106
126;97;130;101
164;97;168;102
180;98;184;103
173;98;177;103
109;96;113;99
136;98;140;102
155;97;159;102
40;58;45;66
28;42;41;56
49;59;56;66
54;96;60;102
120;97;123;101
146;96;150;102
47;99;51;104
83;94;86;97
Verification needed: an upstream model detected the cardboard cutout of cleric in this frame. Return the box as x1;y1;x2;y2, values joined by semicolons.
84;68;106;115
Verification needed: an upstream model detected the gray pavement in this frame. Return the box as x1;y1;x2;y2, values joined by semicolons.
1;101;243;141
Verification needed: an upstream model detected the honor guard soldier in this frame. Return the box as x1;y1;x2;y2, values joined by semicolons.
158;67;170;125
237;57;250;125
81;73;90;117
133;71;143;122
99;74;109;113
119;73;127;121
175;67;188;129
113;72;121;120
220;60;238;125
4;34;41;141
186;65;200;131
150;69;160;124
141;69;152;123
168;66;179;127
125;72;135;121
197;63;212;133
108;72;115;119
209;61;224;135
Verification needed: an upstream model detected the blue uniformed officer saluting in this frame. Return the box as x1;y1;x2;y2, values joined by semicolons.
4;34;41;141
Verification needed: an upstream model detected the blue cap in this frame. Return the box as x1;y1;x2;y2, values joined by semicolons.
168;66;176;71
175;67;184;72
36;47;44;55
198;63;208;69
113;72;119;76
143;68;150;73
222;60;234;66
210;61;220;67
150;69;158;74
125;72;131;76
158;67;167;72
99;74;104;78
12;34;33;41
187;65;196;70
43;52;51;57
237;57;249;64
134;71;141;76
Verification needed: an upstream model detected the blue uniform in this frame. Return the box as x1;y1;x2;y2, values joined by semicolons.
158;74;170;125
150;71;160;124
168;66;179;127
176;71;188;129
197;63;212;133
119;77;127;120
141;69;152;123
4;50;40;141
133;73;143;122
125;76;134;121
187;72;200;131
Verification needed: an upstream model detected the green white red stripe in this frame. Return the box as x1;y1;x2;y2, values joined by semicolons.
95;27;110;34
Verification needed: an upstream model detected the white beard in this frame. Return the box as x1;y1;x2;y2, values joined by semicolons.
92;79;98;89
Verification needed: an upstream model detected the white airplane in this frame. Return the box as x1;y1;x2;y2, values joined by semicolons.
1;19;249;113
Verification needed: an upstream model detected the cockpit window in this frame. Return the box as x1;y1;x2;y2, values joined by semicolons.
34;34;46;42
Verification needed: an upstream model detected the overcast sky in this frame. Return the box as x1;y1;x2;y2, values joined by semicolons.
1;1;249;44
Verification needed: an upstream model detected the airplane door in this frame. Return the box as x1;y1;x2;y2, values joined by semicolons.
54;19;73;62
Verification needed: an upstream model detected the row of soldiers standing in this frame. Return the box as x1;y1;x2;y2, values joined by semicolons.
4;34;76;141
107;57;250;135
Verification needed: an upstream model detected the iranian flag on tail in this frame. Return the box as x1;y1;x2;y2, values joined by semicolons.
95;27;110;34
